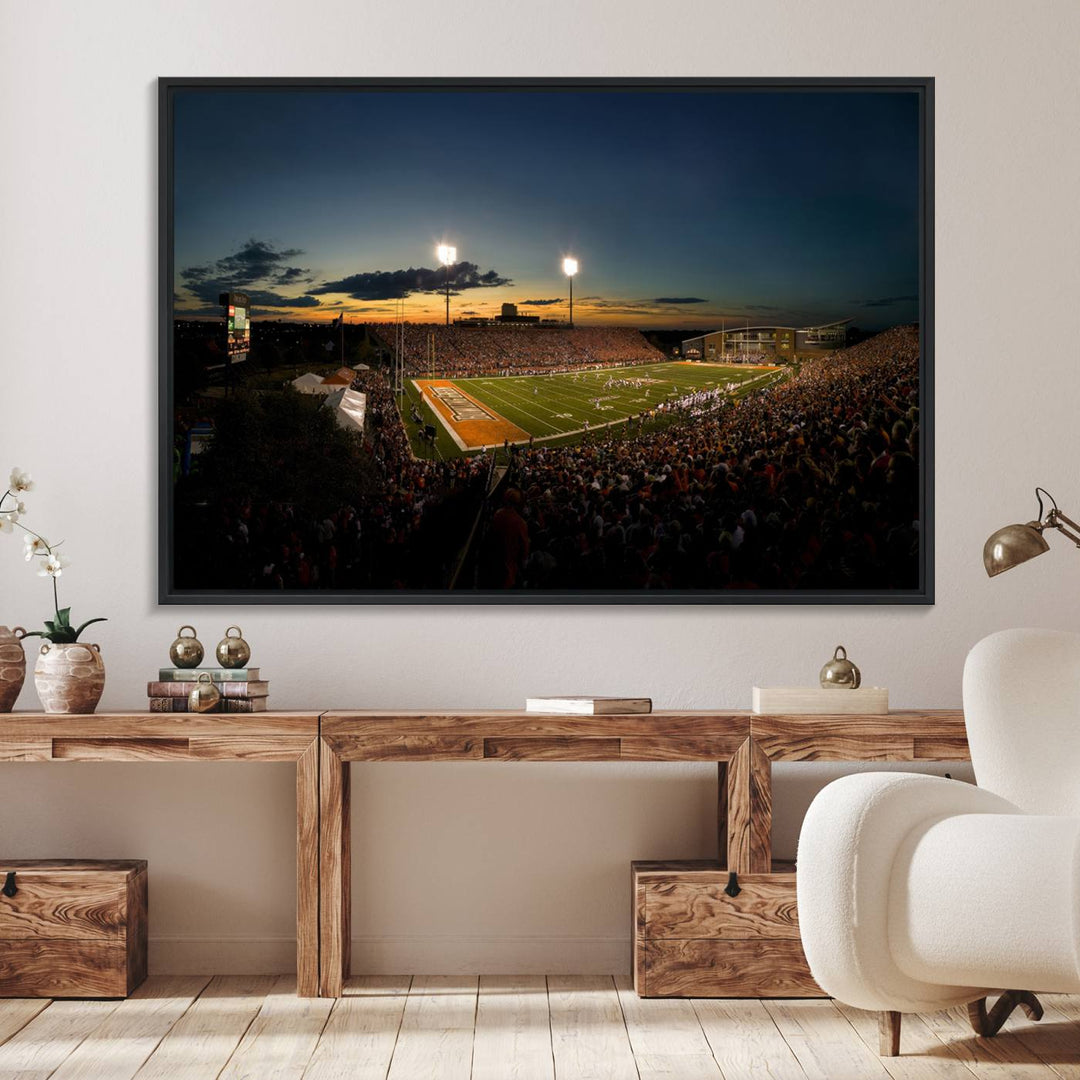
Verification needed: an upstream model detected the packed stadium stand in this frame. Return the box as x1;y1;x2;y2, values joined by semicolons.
183;325;921;593
372;323;665;376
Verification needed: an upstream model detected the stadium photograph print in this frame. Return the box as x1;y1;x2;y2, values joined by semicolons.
160;78;933;605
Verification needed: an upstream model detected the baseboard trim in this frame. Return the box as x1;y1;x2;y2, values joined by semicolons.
149;934;630;975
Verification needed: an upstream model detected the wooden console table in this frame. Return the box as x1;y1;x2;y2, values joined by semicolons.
318;709;969;998
0;712;321;997
2;708;971;999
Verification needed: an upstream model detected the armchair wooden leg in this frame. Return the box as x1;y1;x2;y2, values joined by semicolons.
879;1010;902;1056
968;991;1044;1038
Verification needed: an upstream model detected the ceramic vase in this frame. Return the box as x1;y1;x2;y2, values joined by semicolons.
34;642;106;714
0;626;27;713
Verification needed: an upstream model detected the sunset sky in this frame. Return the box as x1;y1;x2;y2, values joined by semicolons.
172;87;921;330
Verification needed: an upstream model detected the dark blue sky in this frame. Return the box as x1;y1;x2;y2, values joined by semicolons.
173;87;921;329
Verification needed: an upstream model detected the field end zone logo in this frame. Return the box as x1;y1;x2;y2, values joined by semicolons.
429;385;498;422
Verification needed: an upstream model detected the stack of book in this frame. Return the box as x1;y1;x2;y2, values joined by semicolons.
147;668;269;713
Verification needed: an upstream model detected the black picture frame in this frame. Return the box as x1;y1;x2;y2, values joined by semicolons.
159;76;934;606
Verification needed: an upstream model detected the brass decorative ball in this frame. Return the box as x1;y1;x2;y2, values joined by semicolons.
169;625;204;668
820;645;861;689
216;626;251;669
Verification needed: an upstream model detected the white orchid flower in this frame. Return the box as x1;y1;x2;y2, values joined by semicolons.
0;514;13;534
23;534;49;560
38;552;69;577
15;500;26;514
8;468;33;493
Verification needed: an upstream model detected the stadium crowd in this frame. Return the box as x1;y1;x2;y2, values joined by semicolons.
479;326;921;590
374;323;664;376
190;326;921;593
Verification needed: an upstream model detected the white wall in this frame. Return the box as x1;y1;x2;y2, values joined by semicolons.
2;0;1079;974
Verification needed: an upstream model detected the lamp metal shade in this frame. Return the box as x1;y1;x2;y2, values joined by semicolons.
983;522;1050;577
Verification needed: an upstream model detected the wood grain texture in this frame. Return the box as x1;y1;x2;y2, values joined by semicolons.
919;1003;1049;1076
614;974;720;1079
0;941;129;998
217;975;334;1080
126;869;148;996
190;736;315;761
483;737;620;761
296;739;320;999
386;975;478;1080
47;975;209;1080
51;738;192;761
0;998;50;1047
0;997;120;1079
644;876;800;940
0;712;319;739
643;939;819;998
727;738;772;873
303;976;410;1080
716;761;728;868
329;735;482;761
619;735;746;760
472;975;554;1080
319;740;350;998
0;861;146;999
324;711;749;752
765;998;892;1079
0;740;51;762
547;975;638;1080
752;710;967;761
131;974;278;1080
0;873;127;940
833;1000;978;1079
693;997;807;1080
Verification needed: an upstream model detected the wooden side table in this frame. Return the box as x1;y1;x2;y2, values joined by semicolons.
318;710;750;997
0;712;321;996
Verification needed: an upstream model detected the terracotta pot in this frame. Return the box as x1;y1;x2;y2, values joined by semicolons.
34;642;106;714
0;626;27;713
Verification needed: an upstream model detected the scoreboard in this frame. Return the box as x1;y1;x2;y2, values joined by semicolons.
219;292;251;359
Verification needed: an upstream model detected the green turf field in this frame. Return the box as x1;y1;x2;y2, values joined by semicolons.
399;361;787;459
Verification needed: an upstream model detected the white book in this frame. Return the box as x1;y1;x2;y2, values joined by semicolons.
525;696;652;715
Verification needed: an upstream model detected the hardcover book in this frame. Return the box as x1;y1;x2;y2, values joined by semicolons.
147;696;269;713
158;668;261;681
525;696;652;715
147;680;269;699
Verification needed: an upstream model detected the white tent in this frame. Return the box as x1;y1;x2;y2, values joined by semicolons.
292;372;332;395
322;388;367;434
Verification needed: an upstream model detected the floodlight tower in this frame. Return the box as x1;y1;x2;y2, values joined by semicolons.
562;257;579;328
437;244;456;326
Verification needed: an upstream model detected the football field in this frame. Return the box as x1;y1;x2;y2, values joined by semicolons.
408;361;784;456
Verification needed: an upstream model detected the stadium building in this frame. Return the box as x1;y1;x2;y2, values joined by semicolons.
681;319;850;362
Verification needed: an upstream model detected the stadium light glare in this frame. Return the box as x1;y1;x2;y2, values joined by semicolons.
437;244;457;325
562;257;579;327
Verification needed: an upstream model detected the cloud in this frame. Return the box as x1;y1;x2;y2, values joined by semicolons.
309;261;512;301
856;295;918;308
178;238;320;311
520;298;563;306
652;296;707;305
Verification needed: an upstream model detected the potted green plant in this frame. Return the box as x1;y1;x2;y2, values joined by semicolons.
1;468;107;713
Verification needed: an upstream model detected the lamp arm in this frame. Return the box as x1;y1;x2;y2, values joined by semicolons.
1047;509;1080;548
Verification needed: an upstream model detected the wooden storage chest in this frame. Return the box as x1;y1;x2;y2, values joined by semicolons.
632;859;822;998
0;859;148;997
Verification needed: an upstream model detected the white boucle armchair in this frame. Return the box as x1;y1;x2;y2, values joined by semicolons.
797;628;1080;1056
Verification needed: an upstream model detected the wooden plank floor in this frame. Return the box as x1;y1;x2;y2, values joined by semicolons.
2;976;1079;1079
